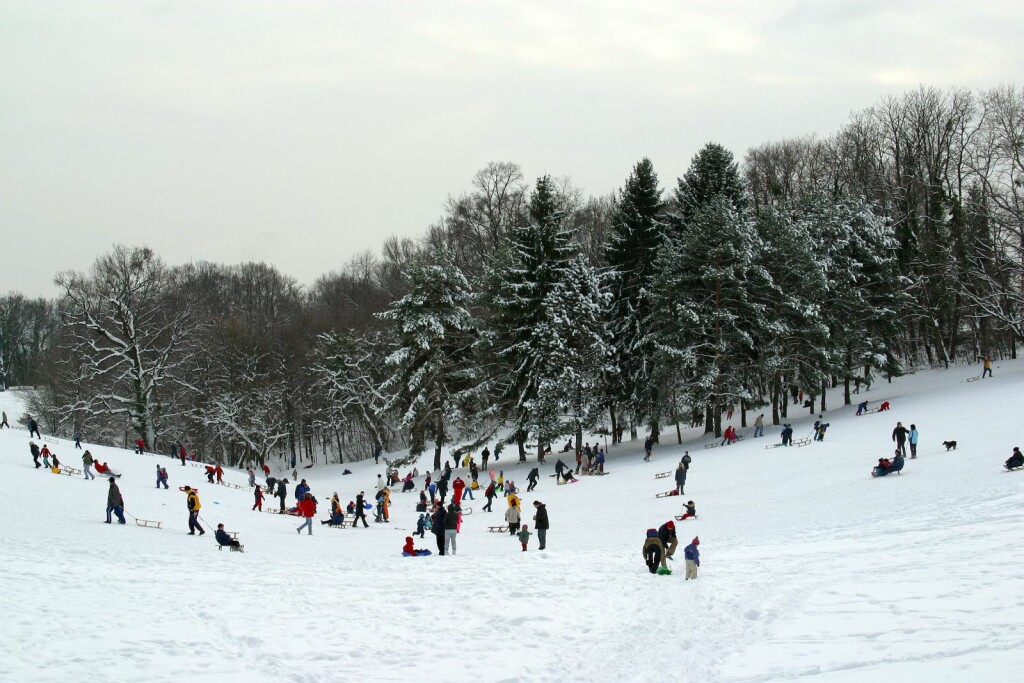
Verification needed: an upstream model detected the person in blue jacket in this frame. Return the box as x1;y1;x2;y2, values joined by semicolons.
684;537;701;580
295;479;310;502
908;424;919;459
597;448;606;473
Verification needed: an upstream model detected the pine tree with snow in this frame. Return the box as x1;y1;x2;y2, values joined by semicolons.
799;196;906;407
669;142;749;237
652;196;766;437
751;206;831;424
480;175;577;460
378;247;480;471
605;158;665;440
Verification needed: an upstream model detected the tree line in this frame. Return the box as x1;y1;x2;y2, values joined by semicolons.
2;85;1020;470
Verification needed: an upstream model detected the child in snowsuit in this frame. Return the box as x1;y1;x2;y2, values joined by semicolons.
684;537;701;580
416;514;427;538
680;501;697;520
518;524;531;551
252;485;264;511
642;529;665;574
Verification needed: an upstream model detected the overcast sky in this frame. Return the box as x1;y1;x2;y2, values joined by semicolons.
2;0;1021;298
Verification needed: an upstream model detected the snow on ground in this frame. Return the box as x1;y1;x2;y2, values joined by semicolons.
2;361;1024;682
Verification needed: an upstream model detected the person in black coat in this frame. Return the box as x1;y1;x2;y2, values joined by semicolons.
29;441;41;469
533;501;549;550
526;467;540;492
674;463;687;495
658;520;678;559
437;477;448;505
892;422;910;457
432;505;448;555
276;479;289;512
353;492;369;527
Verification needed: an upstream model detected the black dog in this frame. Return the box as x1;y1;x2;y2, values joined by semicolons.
942;440;957;451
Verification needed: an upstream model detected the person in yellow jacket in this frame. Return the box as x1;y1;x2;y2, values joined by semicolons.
183;486;205;535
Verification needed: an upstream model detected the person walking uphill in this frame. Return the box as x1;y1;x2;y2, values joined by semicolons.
28;416;41;439
106;477;126;524
296;493;317;535
684;537;701;580
183;486;205;535
892;422;910;457
532;501;549;550
29;441;41;469
909;424;919;459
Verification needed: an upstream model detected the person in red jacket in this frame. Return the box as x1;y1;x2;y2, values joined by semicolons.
452;476;466;505
205;465;216;483
252;485;264;511
214;464;224;484
296;493;317;535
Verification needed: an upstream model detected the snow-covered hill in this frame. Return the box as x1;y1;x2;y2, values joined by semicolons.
1;361;1023;683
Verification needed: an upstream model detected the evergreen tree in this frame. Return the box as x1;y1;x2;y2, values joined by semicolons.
652;196;765;437
605;158;665;439
751;207;831;424
670;142;749;235
480;175;576;460
801;197;906;406
378;247;479;471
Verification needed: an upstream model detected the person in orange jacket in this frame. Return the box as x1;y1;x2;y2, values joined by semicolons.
214;464;224;484
296;493;317;535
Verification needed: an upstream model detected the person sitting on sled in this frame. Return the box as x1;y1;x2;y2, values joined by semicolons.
402;536;430;556
873;458;892;477
1005;447;1024;470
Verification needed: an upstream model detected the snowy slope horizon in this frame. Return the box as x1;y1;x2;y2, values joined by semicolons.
2;361;1024;682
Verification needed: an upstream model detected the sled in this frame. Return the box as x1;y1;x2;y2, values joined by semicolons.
793;437;812;447
856;409;879;416
965;377;981;383
134;518;163;529
655;490;680;499
216;544;245;552
871;463;904;477
459;508;473;515
673;515;697;521
178;486;197;492
656;566;673;576
402;550;433;557
703;442;720;449
220;482;243;489
487;525;508;533
765;443;785;449
654;472;671;479
61;466;82;476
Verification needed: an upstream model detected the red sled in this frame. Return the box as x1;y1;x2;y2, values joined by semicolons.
655;490;680;498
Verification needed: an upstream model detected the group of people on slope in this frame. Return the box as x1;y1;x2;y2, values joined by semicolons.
642;521;701;579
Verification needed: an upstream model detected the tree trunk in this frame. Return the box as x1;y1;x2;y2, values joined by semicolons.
704;404;714;434
771;370;781;426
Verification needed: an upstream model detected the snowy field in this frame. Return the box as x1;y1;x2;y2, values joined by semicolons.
2;361;1024;683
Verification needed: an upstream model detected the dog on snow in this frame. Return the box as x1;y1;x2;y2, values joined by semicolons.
942;440;957;451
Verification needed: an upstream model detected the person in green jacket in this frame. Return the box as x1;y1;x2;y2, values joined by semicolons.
82;450;95;480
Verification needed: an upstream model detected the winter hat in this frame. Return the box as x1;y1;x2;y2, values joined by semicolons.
667;521;674;529
108;477;115;483
692;537;700;546
646;528;658;538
